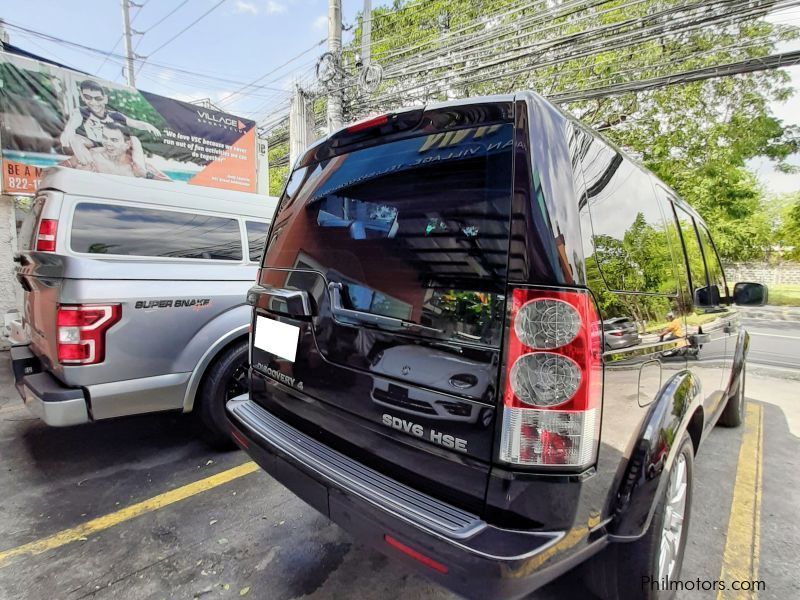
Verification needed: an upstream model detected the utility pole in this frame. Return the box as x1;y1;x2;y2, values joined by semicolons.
121;0;136;87
290;85;307;167
326;0;343;131
361;0;372;67
0;19;9;50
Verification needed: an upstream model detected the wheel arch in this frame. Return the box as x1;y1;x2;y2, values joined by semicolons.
608;370;702;541
725;327;750;397
181;323;249;413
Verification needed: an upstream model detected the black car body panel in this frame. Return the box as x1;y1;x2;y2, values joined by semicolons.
230;91;748;599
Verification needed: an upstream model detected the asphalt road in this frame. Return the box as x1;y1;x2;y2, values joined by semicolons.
0;325;798;600
743;317;800;370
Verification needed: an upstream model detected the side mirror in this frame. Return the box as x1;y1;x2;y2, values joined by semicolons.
693;285;720;308
733;282;768;306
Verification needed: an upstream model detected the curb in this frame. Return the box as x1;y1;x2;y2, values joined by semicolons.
739;308;800;322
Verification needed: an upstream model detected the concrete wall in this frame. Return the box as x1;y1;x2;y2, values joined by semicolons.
0;196;22;318
725;262;800;286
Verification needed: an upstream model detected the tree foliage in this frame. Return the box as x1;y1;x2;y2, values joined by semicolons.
345;0;799;260
775;192;800;259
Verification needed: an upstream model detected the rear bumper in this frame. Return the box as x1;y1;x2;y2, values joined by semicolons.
227;396;605;599
11;345;89;426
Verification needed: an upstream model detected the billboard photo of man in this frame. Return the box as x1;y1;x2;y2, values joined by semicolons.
60;80;161;167
60;122;169;180
1;51;257;195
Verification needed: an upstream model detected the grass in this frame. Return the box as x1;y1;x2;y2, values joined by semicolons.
766;284;800;307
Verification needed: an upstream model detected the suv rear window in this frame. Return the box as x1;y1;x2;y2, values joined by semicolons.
70;202;243;260
265;123;514;346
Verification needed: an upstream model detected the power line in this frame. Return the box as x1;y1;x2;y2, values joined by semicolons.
341;0;798;111
216;38;326;108
137;0;227;72
140;0;191;34
3;21;291;96
95;0;149;76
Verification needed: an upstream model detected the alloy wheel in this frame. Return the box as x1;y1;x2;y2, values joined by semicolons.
658;453;688;582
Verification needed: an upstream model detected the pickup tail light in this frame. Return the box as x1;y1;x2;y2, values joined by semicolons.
36;219;58;252
57;304;121;365
499;287;601;469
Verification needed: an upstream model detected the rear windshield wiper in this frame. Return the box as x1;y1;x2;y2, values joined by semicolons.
327;282;442;335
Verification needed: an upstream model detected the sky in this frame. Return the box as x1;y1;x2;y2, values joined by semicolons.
0;0;387;123
0;0;797;196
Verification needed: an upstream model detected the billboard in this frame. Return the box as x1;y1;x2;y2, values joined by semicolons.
0;51;257;195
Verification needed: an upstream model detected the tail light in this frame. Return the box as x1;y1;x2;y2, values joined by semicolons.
36;219;58;252
57;304;121;364
609;331;624;337
345;113;390;133
499;287;601;469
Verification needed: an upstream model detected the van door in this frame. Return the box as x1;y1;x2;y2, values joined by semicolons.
251;116;514;469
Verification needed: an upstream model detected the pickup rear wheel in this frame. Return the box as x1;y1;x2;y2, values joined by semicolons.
585;432;694;600
194;340;249;449
718;364;745;428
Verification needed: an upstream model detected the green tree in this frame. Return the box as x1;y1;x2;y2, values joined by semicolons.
345;0;798;260
267;124;289;196
776;192;800;259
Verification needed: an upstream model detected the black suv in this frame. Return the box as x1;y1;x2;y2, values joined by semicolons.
227;92;766;599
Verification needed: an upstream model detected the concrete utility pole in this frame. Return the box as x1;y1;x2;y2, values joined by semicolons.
361;0;372;67
0;19;10;50
290;85;308;167
326;0;343;131
121;0;136;87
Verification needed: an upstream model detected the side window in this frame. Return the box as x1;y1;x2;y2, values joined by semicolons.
582;140;678;295
697;224;728;304
246;220;268;262
71;203;243;261
673;206;711;304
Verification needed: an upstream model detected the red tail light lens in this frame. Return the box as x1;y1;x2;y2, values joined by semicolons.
57;304;121;365
499;287;601;468
36;219;58;252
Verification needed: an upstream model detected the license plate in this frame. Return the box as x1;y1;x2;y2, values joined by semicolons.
254;316;300;362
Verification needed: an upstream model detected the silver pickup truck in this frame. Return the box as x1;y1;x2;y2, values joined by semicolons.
9;167;278;446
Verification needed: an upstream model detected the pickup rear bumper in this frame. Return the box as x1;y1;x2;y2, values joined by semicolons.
10;345;89;426
227;396;605;599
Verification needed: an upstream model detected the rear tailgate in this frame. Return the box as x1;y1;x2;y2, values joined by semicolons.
249;102;515;510
16;193;63;373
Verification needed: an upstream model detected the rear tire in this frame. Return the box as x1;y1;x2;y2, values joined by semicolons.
718;364;745;428
584;432;694;600
194;340;249;450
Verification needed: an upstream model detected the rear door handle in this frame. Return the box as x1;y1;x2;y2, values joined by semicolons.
247;285;314;318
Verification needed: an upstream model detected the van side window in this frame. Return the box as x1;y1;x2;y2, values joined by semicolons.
697;224;728;304
71;202;243;261
672;206;710;302
246;221;268;262
581;139;678;295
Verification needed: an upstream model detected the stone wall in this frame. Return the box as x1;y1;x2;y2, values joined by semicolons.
0;196;22;317
724;262;800;286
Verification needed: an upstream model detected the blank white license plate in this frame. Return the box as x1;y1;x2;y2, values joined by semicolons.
254;316;300;362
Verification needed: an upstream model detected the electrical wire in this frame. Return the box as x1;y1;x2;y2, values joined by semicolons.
136;0;228;72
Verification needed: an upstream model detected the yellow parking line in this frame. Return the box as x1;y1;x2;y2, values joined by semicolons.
0;461;259;569
717;403;764;600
